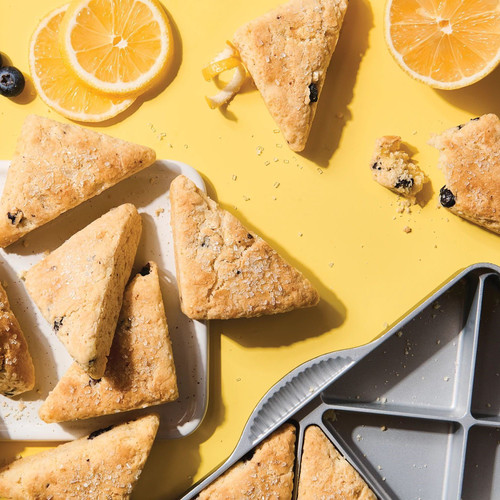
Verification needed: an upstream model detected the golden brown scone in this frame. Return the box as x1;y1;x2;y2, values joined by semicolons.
233;0;348;152
24;204;142;379
39;261;178;423
0;413;159;500
0;283;35;397
297;426;376;500
169;175;320;320
429;114;500;234
0;115;155;248
198;423;296;500
371;136;427;204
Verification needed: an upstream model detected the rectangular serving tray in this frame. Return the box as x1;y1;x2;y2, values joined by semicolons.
182;263;500;500
0;160;208;440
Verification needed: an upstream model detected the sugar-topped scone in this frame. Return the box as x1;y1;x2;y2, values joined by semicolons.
233;0;348;152
0;414;159;500
198;424;296;500
169;175;320;320
0;282;35;397
24;204;142;379
0;115;155;248
371;136;427;204
298;426;376;500
39;262;178;423
429;114;500;235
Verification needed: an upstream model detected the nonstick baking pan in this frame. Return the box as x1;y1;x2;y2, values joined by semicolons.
181;263;500;500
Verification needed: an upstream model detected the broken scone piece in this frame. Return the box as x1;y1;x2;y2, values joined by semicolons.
39;262;178;423
198;424;296;500
0;414;159;500
233;0;348;152
371;136;427;204
24;204;142;379
429;114;500;235
0;115;155;248
170;175;320;320
297;426;376;500
0;282;35;397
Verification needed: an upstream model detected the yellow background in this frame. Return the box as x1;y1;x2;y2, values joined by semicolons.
1;0;499;498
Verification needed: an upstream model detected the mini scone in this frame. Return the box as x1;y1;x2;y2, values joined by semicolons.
198;424;296;500
24;204;142;379
0;114;155;248
39;262;178;423
233;0;348;152
169;175;320;320
371;135;427;204
429;114;500;235
297;425;376;500
0;282;35;397
0;414;159;500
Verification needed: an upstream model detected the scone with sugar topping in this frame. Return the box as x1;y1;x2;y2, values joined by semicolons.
169;175;319;320
429;114;500;235
370;136;427;204
0;282;35;397
233;0;348;152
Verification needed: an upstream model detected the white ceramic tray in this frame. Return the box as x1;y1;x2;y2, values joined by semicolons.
0;160;208;440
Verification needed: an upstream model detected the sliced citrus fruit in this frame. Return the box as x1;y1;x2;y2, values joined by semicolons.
385;0;500;89
29;5;134;122
60;0;172;95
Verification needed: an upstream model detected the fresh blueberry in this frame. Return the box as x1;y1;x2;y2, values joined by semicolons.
0;66;25;97
0;54;3;68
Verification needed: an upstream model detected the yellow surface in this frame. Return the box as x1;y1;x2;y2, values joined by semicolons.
0;0;499;499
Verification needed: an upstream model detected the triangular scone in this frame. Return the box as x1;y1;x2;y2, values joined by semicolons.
429;114;500;235
24;204;142;379
170;175;320;319
0;414;159;500
233;0;348;152
198;424;296;499
39;262;178;423
0;282;35;397
0;114;155;248
297;426;376;500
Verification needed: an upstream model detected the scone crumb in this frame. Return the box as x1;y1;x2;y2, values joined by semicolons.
403;226;412;233
155;208;165;217
371;136;427;204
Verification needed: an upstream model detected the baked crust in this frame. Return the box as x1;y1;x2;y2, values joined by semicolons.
24;204;142;379
0;283;35;397
0;414;159;500
169;175;320;320
0;115;155;248
429;114;500;234
233;0;348;152
198;424;296;500
297;426;376;500
39;261;178;423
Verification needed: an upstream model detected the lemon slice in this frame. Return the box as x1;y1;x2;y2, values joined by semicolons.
60;0;173;95
29;5;134;122
204;42;247;109
385;0;500;89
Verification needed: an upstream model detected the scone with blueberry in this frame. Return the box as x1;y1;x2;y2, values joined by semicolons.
429;114;500;235
370;136;427;204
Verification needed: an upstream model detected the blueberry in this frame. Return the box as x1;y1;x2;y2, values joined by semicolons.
395;178;414;189
308;83;318;103
0;66;25;97
439;186;456;208
0;54;3;68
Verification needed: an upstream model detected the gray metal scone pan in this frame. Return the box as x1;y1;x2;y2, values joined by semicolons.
181;263;500;500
